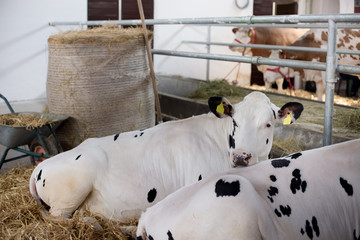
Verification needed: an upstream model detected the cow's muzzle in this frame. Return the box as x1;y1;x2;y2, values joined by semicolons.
232;152;252;167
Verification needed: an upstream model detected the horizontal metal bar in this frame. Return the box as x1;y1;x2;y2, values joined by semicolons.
151;49;360;74
216;23;360;29
183;40;360;55
49;14;360;26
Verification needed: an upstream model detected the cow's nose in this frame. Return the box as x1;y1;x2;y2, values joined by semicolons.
232;152;252;167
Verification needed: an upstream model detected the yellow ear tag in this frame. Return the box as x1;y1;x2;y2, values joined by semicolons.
283;113;292;125
216;102;225;115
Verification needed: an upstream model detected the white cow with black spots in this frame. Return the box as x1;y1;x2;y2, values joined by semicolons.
137;139;360;240
29;91;303;223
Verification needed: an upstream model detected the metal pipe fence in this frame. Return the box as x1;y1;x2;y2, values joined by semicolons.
182;41;360;55
49;14;360;146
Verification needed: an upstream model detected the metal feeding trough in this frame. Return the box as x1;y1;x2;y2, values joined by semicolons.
0;94;68;168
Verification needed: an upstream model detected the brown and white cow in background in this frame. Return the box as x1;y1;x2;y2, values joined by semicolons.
280;28;360;100
29;92;303;223
229;27;308;90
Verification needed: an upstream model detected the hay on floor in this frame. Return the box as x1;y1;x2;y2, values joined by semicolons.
0;167;137;239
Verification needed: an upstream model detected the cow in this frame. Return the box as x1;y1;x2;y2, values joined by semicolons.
263;50;296;93
229;27;307;91
29;91;303;223
137;139;360;240
229;27;309;57
279;28;360;100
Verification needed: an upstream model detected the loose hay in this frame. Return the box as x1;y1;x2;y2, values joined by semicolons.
0;113;54;130
0;167;137;239
48;24;153;44
272;137;303;154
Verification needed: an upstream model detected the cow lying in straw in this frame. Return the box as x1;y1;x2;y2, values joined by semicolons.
29;91;303;224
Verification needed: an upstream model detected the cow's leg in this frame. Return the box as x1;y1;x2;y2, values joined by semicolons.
265;80;271;91
30;149;100;219
316;81;323;101
294;71;301;90
275;78;284;93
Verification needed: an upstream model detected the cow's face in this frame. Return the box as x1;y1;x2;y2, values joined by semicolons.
209;92;303;166
229;27;254;55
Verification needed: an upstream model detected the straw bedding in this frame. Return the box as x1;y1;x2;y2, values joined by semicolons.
47;25;155;149
0;114;53;130
0;167;136;239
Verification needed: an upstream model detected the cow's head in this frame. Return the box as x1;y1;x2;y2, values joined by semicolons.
208;91;303;167
229;27;255;55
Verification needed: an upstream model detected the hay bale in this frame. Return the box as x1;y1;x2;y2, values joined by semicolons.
0;167;136;239
47;26;155;149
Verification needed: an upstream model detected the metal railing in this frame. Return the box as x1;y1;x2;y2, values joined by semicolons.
49;13;360;146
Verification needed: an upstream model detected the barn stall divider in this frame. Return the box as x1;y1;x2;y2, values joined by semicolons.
49;13;360;146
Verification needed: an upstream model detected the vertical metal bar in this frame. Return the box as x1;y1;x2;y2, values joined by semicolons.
137;0;163;123
206;25;211;81
323;19;337;146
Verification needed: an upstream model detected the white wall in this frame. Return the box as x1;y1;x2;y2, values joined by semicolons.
0;0;355;105
153;0;253;85
0;0;87;103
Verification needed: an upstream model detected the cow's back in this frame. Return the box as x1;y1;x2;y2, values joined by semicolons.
137;139;360;240
252;28;309;57
234;139;360;239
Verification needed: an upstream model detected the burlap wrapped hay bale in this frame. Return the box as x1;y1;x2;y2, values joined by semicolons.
47;26;155;149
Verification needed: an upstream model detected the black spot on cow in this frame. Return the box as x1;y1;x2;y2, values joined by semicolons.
270;175;277;182
36;169;42;181
274;205;292;217
140;132;144;137
274;209;282;217
137;236;143;240
266;138;269;144
114;134;119;141
148;235;154;240
198;175;202;181
301;216;320;239
271;159;291;168
75;154;81;160
272;109;276;119
267;186;278;203
229;135;235;149
340;177;353;196
353;229;360;240
279;205;292;217
215;179;240;197
288;152;302;159
43;179;46;187
290;169;307;194
167;230;174;240
147;188;157;203
134;134;138;138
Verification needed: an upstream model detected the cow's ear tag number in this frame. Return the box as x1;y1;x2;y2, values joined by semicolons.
216;102;225;115
283;112;292;125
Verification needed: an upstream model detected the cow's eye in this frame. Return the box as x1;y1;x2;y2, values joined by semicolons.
266;123;272;128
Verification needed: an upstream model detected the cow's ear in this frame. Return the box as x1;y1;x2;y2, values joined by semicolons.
208;96;234;118
248;27;254;37
277;102;304;125
232;27;239;34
